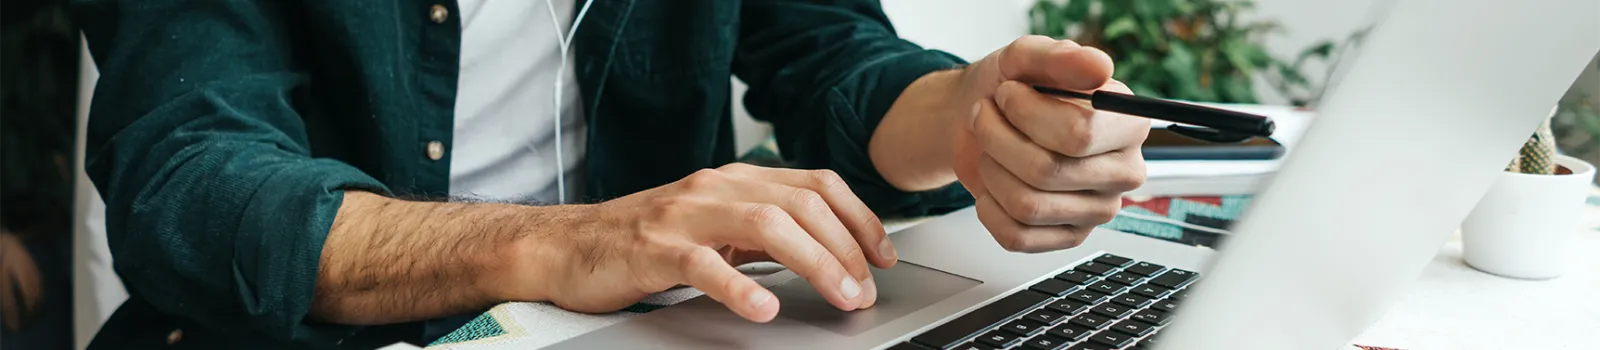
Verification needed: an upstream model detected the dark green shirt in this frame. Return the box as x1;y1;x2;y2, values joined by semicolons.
74;0;973;348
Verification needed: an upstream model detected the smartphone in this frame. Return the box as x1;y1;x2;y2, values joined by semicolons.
1141;127;1285;160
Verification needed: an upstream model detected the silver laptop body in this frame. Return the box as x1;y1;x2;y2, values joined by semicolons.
550;0;1600;348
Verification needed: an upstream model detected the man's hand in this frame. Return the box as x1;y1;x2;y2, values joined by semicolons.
871;35;1148;253
953;36;1149;252
496;164;895;322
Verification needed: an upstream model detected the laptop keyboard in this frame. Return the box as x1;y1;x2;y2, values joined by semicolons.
893;254;1199;350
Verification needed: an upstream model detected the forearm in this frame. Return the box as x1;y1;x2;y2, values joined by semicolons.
869;68;975;192
309;191;573;325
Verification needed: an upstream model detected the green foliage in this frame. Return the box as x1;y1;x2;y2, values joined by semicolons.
1552;88;1600;180
1029;0;1337;105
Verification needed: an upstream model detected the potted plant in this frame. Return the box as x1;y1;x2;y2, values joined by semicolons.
1461;111;1598;279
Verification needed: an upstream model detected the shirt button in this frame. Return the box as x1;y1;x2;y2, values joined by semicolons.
166;328;183;344
426;141;445;161
429;4;449;24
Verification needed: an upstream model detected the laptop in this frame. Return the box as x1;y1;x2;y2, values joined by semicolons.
549;0;1600;349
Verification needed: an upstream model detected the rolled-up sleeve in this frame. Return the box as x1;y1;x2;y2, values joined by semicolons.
733;0;975;218
75;0;388;346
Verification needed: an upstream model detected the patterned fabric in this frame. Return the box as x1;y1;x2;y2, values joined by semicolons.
1102;195;1253;248
432;313;505;345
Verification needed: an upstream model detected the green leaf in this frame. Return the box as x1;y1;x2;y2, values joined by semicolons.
1294;40;1337;67
1162;43;1206;100
1217;74;1258;103
1062;0;1091;22
1142;20;1168;47
1103;16;1139;39
1579;109;1600;138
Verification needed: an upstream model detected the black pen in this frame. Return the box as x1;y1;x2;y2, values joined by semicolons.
1032;85;1276;143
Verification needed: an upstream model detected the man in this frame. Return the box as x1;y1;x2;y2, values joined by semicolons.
75;0;1148;348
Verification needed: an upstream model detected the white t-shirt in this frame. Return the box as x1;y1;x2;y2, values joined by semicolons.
450;0;586;203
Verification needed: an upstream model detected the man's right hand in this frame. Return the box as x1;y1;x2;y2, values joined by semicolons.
496;163;897;322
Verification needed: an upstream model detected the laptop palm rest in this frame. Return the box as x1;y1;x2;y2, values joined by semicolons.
771;261;980;336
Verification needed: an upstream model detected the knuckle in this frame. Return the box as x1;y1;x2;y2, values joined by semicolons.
1003;193;1047;225
683;169;724;190
837;245;866;269
808;169;847;190
808;250;838;276
1027;154;1065;187
718;162;753;171
1065;227;1093;248
1088;200;1121;225
791;189;830;217
673;247;707;271
745;204;791;231
997;233;1033;252
1056;126;1095;157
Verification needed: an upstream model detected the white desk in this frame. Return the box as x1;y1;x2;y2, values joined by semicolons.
1351;230;1600;349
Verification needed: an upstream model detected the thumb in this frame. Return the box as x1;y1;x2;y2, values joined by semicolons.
995;35;1114;92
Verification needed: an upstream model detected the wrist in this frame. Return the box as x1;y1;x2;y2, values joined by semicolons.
870;68;974;191
476;204;590;303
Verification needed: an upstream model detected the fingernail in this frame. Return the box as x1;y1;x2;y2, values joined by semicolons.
859;277;878;309
879;239;898;261
840;276;862;300
748;290;772;309
968;102;983;131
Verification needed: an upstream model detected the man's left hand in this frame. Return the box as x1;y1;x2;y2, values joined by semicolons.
952;36;1150;252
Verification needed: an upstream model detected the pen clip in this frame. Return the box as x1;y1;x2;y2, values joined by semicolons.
1166;125;1256;143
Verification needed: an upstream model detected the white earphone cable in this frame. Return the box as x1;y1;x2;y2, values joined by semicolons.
545;0;596;204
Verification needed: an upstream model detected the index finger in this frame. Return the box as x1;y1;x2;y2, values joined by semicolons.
721;164;896;269
998;35;1114;92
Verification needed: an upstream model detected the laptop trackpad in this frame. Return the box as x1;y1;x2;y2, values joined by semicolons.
771;261;980;336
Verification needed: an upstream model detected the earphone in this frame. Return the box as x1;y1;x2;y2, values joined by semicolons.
545;0;596;204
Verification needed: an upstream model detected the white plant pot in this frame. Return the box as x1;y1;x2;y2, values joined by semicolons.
1461;155;1596;279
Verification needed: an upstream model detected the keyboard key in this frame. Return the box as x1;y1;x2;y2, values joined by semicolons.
911;290;1052;349
975;330;1021;348
952;343;997;350
890;342;936;350
1022;335;1071;350
1068;343;1115;350
1074;261;1116;276
1046;300;1088;315
1110;293;1152;308
1066;290;1109;305
1089;330;1136;348
1130;310;1171;326
1135;333;1162;349
1110;320;1155;336
1130;284;1172;299
1123;262;1165;276
1068;313;1112;329
1105;272;1142;285
1093;254;1134;267
1149;269;1198;289
999;319;1046;336
1171;288;1191;300
1150;298;1179;313
1030;278;1077;297
1087;281;1128;295
1054;270;1100;285
1089;303;1133;318
1047;324;1095;341
1024;309;1068;325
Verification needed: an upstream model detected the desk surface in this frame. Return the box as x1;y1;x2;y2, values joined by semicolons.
425;187;1600;350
